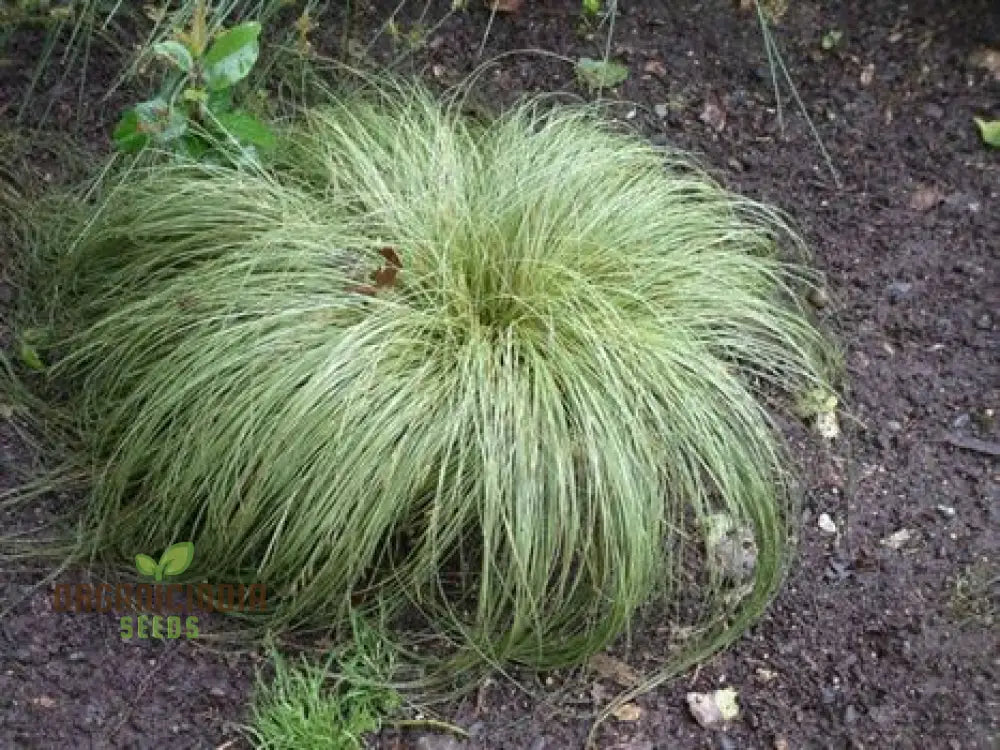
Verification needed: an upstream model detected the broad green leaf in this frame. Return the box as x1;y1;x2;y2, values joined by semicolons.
112;108;151;153
575;57;629;90
582;0;600;17
974;117;1000;148
203;22;261;90
207;87;234;113
159;541;195;577
213;110;275;149
18;342;44;371
153;40;193;72
135;553;158;577
177;133;210;160
225;144;263;170
135;98;188;144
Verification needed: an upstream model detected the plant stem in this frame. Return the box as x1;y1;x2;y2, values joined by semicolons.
387;718;470;739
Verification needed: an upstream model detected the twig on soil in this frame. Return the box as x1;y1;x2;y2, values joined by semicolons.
601;0;618;73
839;394;858;562
944;433;1000;457
756;6;843;189
387;717;470;738
758;6;784;134
477;3;498;59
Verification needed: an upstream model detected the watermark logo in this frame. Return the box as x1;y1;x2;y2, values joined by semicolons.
51;541;267;642
134;541;194;581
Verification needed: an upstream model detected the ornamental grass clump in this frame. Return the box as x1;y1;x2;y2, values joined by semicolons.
9;82;837;676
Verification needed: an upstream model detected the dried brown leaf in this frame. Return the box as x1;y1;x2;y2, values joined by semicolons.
699;97;726;132
588;652;642;688
487;0;521;12
908;185;944;212
378;246;402;269
611;702;643;721
643;60;667;78
365;246;402;291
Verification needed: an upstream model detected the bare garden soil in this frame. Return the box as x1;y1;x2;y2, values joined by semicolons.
0;1;997;748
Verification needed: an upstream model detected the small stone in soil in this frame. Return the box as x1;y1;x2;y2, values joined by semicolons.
923;103;944;120
825;558;852;582
808;287;830;308
952;259;985;276
416;735;465;750
880;528;912;550
887;281;913;303
643;60;667;77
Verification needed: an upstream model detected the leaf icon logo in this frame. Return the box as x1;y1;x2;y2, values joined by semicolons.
135;542;195;581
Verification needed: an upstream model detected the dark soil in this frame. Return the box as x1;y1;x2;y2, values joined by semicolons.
1;1;998;748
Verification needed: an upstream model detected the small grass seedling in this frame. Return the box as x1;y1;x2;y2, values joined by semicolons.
245;620;401;750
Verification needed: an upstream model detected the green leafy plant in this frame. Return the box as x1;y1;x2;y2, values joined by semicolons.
9;80;838;686
581;0;601;20
820;29;843;50
135;542;195;581
112;0;274;161
385;17;428;51
575;57;629;89
974;117;1000;148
